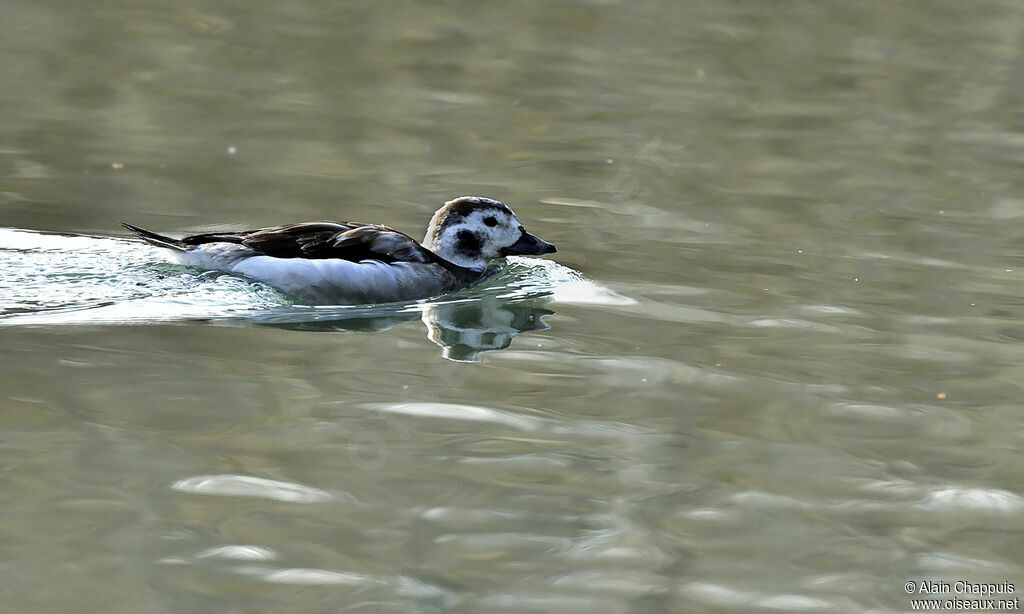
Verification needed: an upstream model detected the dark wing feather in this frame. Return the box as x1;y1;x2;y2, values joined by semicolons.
238;222;356;259
180;221;439;265
323;225;434;263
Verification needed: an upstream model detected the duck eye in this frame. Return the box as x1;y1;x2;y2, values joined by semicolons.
483;216;498;227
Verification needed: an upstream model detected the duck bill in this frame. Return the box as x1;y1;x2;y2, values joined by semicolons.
500;229;557;256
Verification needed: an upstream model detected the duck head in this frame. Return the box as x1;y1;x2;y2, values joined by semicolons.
423;196;556;271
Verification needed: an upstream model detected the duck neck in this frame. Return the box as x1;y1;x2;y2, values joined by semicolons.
423;227;487;272
432;245;488;272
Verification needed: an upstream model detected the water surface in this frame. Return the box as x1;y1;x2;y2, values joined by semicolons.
3;1;1024;612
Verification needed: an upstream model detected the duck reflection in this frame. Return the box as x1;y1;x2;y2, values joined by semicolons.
260;296;554;362
422;296;552;361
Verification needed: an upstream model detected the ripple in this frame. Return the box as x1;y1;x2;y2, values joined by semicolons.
854;250;968;270
418;506;524;526
561;543;676;569
799;304;863;316
0;227;124;252
578;355;744;389
826;403;908;420
678;582;834;611
678;581;749;606
914;552;1013;574
367;402;539;431
756;594;835;610
195;545;277;561
745;317;841;332
471;592;620;614
162;546;453;600
678;508;742;523
917;487;1024;513
255;567;378;586
435;532;573;553
549;569;670;597
548;280;636;306
170;474;332;503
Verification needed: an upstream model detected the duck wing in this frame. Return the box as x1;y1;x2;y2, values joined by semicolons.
181;221;449;267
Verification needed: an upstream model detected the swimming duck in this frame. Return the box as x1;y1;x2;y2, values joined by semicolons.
122;196;556;305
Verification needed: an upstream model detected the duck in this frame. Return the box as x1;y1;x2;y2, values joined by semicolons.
121;196;557;305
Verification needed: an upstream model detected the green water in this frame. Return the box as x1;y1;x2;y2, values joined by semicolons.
3;1;1024;612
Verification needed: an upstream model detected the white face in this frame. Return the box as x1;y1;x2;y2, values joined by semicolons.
424;197;521;269
442;208;523;262
424;196;555;270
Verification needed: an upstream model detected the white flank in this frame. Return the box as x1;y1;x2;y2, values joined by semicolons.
231;256;451;304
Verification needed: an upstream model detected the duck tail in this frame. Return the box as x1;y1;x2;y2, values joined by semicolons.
120;222;188;251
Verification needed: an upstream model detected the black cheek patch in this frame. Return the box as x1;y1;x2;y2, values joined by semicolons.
455;229;483;255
